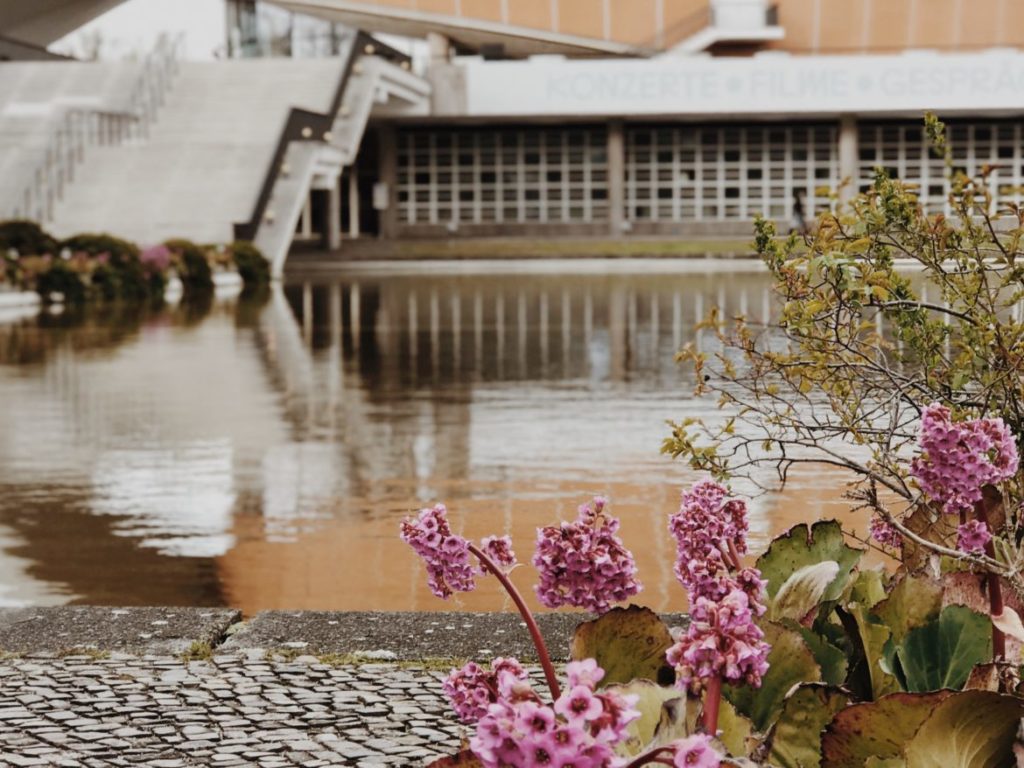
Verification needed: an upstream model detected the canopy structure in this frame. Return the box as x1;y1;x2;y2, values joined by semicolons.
0;0;129;48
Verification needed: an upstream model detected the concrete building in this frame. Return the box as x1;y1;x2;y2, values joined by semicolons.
2;0;1024;274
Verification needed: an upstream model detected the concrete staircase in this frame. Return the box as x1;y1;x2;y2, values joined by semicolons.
47;58;345;245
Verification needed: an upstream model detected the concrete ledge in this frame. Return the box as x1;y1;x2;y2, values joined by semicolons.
223;610;688;661
0;607;241;657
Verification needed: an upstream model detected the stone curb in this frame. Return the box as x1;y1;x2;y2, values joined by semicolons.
0;608;689;662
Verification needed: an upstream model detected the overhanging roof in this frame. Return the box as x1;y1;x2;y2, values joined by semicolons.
269;0;651;58
0;0;128;47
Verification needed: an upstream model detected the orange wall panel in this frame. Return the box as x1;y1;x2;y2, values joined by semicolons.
556;0;606;38
415;0;458;15
911;0;955;48
867;0;910;51
460;0;503;22
769;0;815;51
610;0;657;45
818;0;865;52
508;0;555;31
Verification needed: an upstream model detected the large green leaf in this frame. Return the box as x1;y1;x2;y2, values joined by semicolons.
790;622;848;687
895;604;992;692
570;605;674;687
864;759;905;768
767;684;850;768
605;679;687;756
757;521;862;603
871;575;941;646
725;621;821;733
821;691;953;768
770;561;841;623
846;568;888;609
838;604;900;700
718;698;755;758
904;691;1024;768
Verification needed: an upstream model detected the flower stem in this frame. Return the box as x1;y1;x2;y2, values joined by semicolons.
622;746;676;768
976;498;1006;660
468;543;561;700
703;675;722;735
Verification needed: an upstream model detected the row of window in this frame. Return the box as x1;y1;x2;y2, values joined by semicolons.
395;122;1024;226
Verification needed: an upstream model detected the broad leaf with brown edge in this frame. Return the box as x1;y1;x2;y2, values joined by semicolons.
570;605;675;688
821;691;952;768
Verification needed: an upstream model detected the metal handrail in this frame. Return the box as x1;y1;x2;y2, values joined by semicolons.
233;30;412;243
9;33;183;223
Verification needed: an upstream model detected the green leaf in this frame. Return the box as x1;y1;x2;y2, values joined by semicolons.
838;604;900;700
770;561;841;622
757;521;862;603
904;691;1024;768
605;679;687;756
871;575;941;646
767;684;850;768
821;691;953;768
790;622;848;687
864;759;906;768
570;605;674;688
846;568;888;609
724;621;821;733
895;605;992;692
718;698;755;759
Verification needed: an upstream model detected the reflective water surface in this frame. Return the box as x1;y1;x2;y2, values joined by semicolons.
0;262;874;615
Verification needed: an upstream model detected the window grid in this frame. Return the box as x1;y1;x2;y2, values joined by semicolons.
624;124;838;222
857;121;1024;214
396;126;609;225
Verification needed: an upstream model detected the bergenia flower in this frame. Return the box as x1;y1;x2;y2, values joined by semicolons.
671;733;722;768
443;657;527;724
400;504;476;599
532;497;642;613
869;515;903;549
481;535;517;569
469;661;640;768
957;519;992;555
666;588;770;694
911;403;1018;515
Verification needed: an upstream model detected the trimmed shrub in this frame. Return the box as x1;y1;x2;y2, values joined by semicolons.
228;241;270;287
35;260;87;304
0;220;58;256
165;238;213;295
61;233;153;302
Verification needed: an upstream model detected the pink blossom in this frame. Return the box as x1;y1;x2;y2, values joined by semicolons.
670;733;722;768
911;403;1019;515
666;588;770;694
443;657;527;724
469;662;639;768
140;244;172;273
400;504;476;599
480;535;517;569
957;519;992;555
670;479;766;612
532;497;642;614
869;515;903;549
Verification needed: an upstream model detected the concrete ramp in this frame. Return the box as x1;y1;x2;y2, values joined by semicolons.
48;58;345;246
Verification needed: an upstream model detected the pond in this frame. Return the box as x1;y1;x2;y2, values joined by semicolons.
0;260;862;615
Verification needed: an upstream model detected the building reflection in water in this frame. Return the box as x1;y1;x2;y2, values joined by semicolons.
0;266;884;614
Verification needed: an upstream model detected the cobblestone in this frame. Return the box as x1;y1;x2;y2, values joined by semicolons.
0;655;491;767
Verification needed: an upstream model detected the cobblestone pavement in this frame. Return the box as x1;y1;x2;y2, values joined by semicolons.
0;652;482;767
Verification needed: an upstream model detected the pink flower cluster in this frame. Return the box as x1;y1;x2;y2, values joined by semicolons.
911;403;1019;516
532;497;642;613
666;480;770;693
957;519;992;555
869;515;903;550
443;657;527;724
667;589;770;693
400;504;476;599
481;535;517;569
469;659;640;768
670;734;722;768
140;244;172;273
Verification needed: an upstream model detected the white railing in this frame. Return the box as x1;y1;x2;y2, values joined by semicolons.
11;33;183;222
